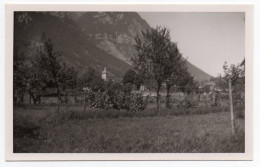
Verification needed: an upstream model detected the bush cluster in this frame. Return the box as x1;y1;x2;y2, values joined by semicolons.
92;91;122;110
176;94;198;108
127;92;148;112
84;88;147;112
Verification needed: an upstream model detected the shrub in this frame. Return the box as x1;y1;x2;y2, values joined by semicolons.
176;95;198;109
90;89;147;112
127;91;148;112
82;87;96;110
113;93;130;110
92;91;121;110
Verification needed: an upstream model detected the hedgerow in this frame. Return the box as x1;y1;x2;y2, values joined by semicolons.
85;88;147;112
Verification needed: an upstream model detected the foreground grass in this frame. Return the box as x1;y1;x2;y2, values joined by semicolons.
13;104;244;153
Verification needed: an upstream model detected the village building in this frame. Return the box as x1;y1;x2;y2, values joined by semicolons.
101;67;108;81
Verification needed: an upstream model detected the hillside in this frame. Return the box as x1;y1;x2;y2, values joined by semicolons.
186;61;212;82
69;12;151;63
14;12;132;81
14;12;212;82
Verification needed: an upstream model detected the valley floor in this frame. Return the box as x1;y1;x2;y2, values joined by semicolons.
13;104;244;153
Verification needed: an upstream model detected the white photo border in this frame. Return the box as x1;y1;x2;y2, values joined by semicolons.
5;4;254;161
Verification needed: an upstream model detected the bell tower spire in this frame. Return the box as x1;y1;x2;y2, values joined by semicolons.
102;66;108;81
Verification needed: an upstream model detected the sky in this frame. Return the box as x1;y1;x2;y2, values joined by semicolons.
139;12;245;77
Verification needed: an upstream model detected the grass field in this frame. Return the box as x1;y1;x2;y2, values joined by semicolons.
13;104;245;153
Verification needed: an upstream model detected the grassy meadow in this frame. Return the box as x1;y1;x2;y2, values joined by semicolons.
13;103;245;153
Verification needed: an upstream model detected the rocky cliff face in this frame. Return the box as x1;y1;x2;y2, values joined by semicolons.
68;12;150;63
14;12;212;82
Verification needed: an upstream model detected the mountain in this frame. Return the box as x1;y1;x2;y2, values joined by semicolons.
70;12;151;63
186;62;212;82
14;12;212;82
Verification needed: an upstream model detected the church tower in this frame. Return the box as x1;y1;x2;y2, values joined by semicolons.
102;67;108;81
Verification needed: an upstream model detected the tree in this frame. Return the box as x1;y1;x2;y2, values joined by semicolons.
122;83;133;94
82;67;97;84
123;69;136;85
182;76;198;95
133;26;182;113
13;40;29;102
37;33;75;110
58;64;78;103
106;80;122;96
80;67;105;92
223;60;245;136
211;74;226;91
122;69;143;90
26;66;46;104
165;59;191;108
14;39;48;104
63;66;78;90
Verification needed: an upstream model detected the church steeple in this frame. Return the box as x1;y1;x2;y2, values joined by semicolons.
102;67;108;81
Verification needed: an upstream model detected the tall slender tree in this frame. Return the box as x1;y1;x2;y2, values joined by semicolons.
36;33;77;110
223;60;245;136
133;26;183;113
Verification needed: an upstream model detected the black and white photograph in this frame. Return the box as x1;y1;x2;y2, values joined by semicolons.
5;4;253;161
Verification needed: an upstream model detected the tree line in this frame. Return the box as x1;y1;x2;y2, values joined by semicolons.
16;26;245;114
14;26;198;112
